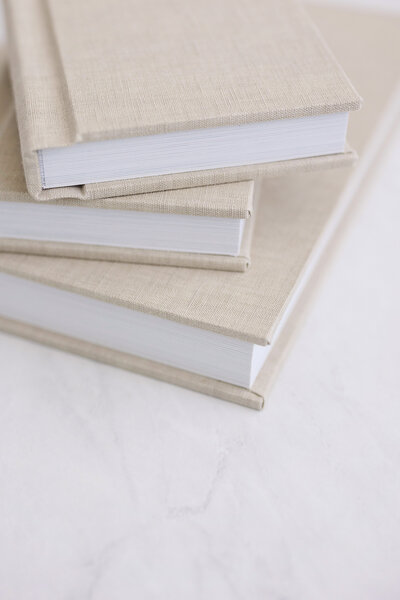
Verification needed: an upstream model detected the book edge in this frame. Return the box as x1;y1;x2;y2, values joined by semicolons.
28;150;357;202
0;316;264;410
0;238;251;272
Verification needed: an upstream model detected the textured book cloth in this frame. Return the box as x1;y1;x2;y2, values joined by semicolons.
0;5;398;409
4;0;360;201
0;51;254;271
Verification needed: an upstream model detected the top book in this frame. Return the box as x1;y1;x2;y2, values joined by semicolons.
4;0;361;201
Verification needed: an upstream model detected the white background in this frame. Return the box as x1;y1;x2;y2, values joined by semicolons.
1;1;400;599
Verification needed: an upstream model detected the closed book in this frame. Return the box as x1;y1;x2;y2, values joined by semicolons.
0;5;397;408
4;0;360;202
0;52;255;272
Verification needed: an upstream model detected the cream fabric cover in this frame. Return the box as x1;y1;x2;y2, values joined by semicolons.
4;0;360;200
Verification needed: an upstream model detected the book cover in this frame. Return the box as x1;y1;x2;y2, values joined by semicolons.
4;0;360;201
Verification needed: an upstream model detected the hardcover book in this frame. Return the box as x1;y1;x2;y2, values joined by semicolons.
0;6;397;408
4;0;360;201
0;51;255;271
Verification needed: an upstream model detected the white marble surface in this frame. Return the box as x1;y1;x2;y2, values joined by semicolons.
1;1;400;599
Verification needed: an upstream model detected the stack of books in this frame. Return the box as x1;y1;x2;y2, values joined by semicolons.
0;0;398;409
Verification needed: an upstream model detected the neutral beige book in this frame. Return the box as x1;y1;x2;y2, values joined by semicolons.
4;0;360;201
0;50;254;271
0;5;398;408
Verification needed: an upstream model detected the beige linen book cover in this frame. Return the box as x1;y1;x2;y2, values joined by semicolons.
0;52;254;272
0;6;398;409
4;0;360;201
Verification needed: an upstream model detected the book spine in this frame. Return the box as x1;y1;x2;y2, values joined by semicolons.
3;0;76;200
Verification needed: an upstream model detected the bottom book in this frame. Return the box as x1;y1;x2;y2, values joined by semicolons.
0;5;399;408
